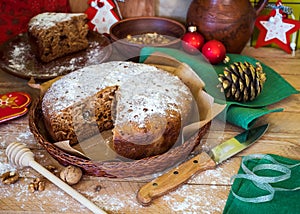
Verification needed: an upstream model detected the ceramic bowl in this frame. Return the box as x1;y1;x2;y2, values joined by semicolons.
109;16;186;60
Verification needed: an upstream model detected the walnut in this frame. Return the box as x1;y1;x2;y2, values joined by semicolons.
126;32;171;45
0;171;19;184
28;177;45;193
60;165;82;185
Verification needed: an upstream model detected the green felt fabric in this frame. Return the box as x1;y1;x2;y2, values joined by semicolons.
223;154;300;214
225;106;283;129
140;47;299;129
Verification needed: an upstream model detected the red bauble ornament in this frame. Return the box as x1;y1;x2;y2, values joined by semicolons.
182;26;205;55
202;40;227;64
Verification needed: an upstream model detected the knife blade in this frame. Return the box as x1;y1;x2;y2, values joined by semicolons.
136;124;269;206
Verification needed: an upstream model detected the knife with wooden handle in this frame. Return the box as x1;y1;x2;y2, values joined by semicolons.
137;124;269;206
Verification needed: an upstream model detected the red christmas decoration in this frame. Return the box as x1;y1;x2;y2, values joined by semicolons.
255;0;300;54
0;92;31;123
201;40;227;65
182;26;205;55
85;0;120;34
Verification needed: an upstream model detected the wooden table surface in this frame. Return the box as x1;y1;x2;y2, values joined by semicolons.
0;46;299;214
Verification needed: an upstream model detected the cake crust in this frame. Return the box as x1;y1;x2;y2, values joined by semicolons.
28;12;89;62
42;61;194;159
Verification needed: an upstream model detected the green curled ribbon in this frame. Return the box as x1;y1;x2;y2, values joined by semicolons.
231;154;300;203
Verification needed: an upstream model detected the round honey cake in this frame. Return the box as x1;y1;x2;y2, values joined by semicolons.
42;61;194;160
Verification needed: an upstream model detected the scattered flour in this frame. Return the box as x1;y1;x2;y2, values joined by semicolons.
162;185;227;213
0;128;33;148
15;130;33;142
0;121;229;213
4;34;108;79
8;42;28;70
0;150;16;175
28;13;85;30
43;61;192;128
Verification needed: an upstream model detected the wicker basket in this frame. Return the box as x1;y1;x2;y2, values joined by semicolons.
29;96;210;179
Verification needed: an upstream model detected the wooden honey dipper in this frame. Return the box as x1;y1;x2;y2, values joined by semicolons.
5;142;107;214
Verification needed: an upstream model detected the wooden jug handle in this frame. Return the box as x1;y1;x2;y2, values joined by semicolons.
254;0;269;16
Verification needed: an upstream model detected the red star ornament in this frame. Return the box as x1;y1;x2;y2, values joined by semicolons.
255;8;300;54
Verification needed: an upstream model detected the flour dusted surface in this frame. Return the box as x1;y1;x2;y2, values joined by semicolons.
28;12;86;30
42;61;194;159
2;33;109;79
43;61;193;127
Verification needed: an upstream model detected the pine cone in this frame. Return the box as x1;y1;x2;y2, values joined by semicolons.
218;62;266;102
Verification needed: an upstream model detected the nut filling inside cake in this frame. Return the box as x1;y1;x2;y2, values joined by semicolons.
42;62;194;160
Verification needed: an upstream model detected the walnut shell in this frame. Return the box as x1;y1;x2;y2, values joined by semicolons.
60;165;82;185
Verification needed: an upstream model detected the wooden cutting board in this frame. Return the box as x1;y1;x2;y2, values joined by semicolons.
69;0;156;18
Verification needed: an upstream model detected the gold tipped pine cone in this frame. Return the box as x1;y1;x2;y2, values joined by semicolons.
218;62;266;102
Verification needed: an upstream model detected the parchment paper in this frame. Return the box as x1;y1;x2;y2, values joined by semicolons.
50;54;226;160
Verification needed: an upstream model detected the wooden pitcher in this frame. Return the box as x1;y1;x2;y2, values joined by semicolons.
186;0;268;53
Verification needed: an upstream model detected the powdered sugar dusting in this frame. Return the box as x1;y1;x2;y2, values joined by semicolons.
191;162;234;185
82;179;228;213
162;185;227;213
0;178;87;213
43;61;193;127
0;150;16;175
86;188;143;212
86;41;106;61
28;12;86;30
0;128;35;174
0;127;33;149
0;145;228;213
8;42;28;71
1;33;110;79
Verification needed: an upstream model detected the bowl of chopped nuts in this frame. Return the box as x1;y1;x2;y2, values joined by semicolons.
109;16;186;60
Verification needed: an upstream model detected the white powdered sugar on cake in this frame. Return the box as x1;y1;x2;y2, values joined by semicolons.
42;61;193;126
28;12;86;30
